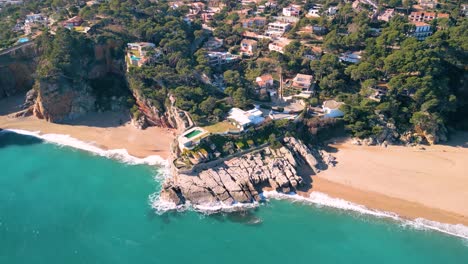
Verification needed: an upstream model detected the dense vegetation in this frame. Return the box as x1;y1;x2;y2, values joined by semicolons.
1;0;466;144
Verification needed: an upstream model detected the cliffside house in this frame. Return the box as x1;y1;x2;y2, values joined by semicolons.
178;127;209;151
227;107;265;131
291;73;314;93
206;51;240;66
410;21;432;40
127;42;159;67
62;16;84;28
322;100;344;118
268;38;291;54
240;39;257;56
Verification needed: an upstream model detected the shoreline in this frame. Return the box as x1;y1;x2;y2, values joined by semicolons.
2;96;468;232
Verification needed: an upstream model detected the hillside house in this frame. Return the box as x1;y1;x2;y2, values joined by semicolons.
240;39;257;56
268;38;291;54
410;21;432;40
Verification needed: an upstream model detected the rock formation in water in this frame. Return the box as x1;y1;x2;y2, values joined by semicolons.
160;137;322;207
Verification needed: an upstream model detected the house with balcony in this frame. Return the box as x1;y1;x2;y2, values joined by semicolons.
291;74;314;93
240;39;257;56
206;51;240;66
241;17;267;29
265;22;291;37
410;21;432;40
282;4;301;17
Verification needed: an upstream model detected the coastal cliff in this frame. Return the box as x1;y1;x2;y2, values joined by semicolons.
160;137;323;208
33;77;96;122
21;30;131;122
0;43;38;98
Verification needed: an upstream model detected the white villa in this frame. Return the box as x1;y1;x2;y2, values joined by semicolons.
227;107;265;131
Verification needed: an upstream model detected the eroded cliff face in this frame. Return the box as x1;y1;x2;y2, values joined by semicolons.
30;39;130;122
33;77;95;122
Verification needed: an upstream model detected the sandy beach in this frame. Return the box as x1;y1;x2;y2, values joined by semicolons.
0;95;175;159
305;136;468;225
2;95;468;226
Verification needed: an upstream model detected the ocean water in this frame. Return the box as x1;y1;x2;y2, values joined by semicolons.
1;131;468;264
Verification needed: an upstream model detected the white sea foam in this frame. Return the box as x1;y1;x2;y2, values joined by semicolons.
5;129;467;239
262;190;468;240
2;129;168;166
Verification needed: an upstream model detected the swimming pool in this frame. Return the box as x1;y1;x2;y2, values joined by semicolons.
18;37;29;43
185;129;202;139
131;55;141;61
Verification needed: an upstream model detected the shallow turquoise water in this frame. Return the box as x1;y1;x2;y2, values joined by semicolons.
1;132;467;263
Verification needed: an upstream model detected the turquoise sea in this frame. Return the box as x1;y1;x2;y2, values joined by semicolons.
1;131;468;264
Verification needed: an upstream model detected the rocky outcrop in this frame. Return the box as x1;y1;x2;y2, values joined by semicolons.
33;78;96;122
160;138;321;208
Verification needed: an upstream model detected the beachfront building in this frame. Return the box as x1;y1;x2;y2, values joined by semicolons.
240;39;257;56
178;127;209;151
322;100;344;118
268;38;291;54
227;107;265;131
410;21;432;40
126;42;160;67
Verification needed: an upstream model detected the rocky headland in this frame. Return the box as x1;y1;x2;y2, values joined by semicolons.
160;137;325;208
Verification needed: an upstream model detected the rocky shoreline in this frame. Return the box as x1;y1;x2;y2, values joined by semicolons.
159;137;325;208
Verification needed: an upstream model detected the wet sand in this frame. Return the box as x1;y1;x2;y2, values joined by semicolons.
0;95;175;159
306;137;468;225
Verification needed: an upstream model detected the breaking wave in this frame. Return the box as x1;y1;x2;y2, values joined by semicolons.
2;129;168;166
262;191;468;240
4;129;467;240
